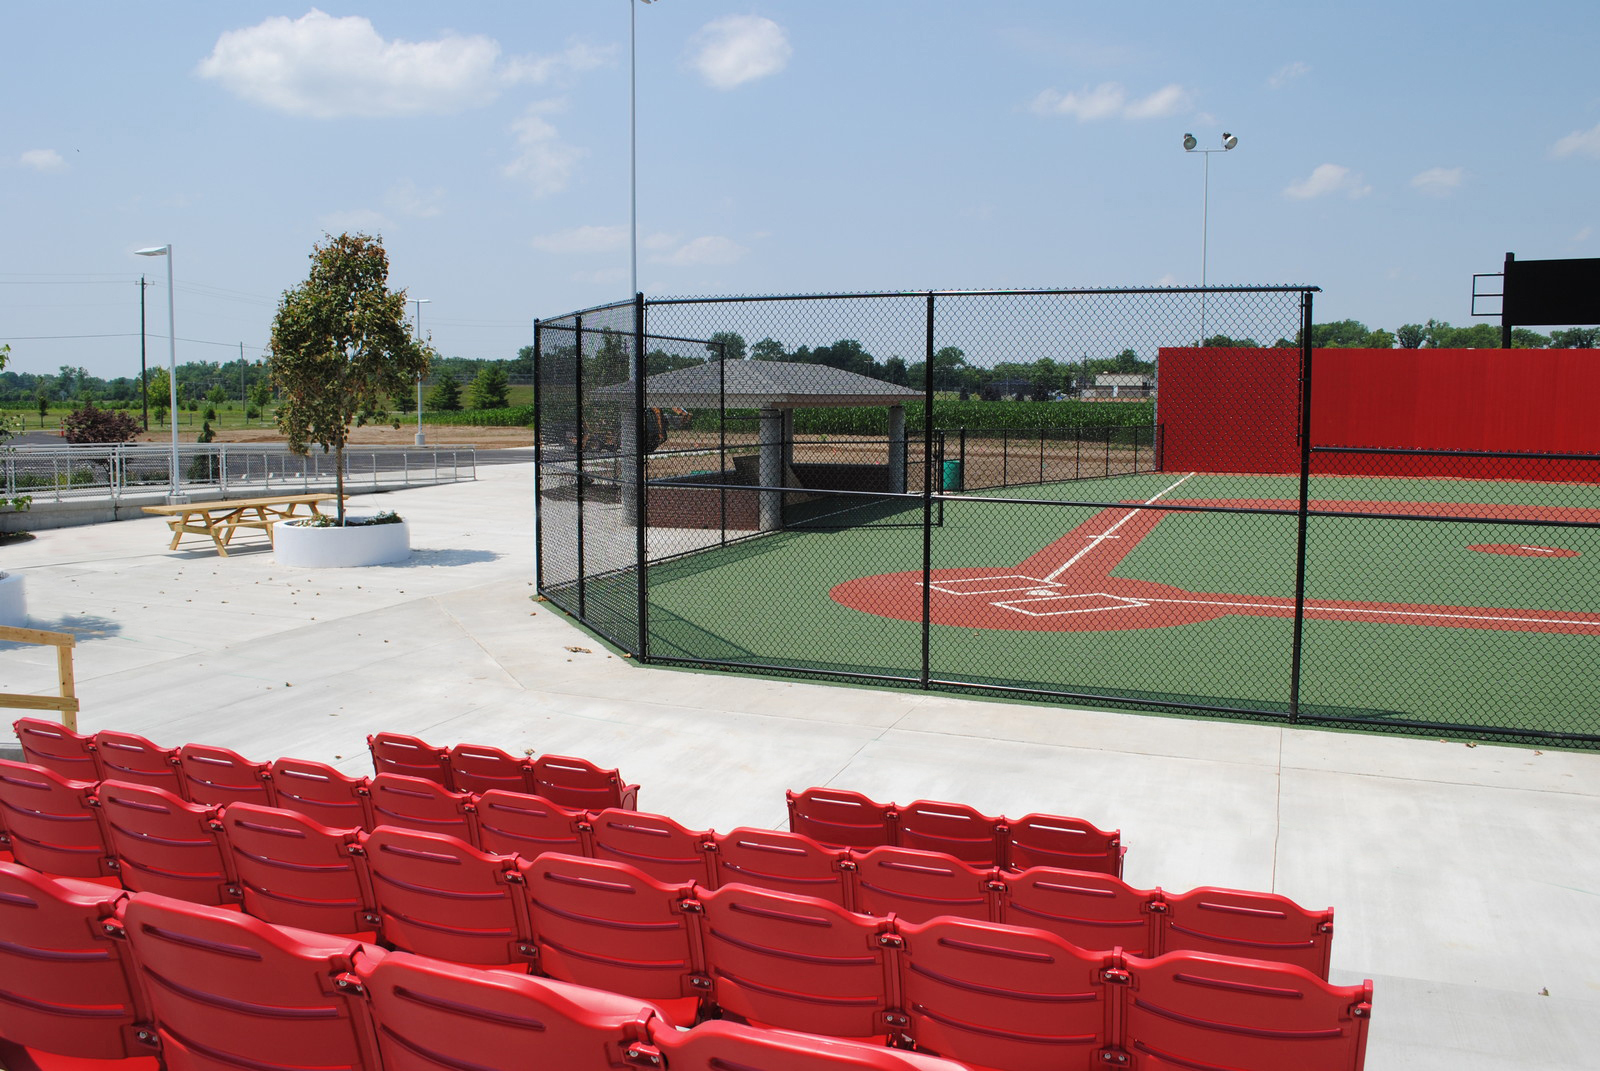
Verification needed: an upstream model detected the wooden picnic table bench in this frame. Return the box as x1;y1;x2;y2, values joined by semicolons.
142;493;343;556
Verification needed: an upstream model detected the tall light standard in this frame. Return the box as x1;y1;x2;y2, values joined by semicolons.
135;244;184;503
413;298;430;446
631;0;656;298
1182;131;1237;342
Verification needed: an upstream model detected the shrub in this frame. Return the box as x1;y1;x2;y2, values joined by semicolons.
60;401;142;444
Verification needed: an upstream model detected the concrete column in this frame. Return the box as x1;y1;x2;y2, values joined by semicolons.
781;409;795;471
619;405;639;526
759;407;782;532
887;405;906;494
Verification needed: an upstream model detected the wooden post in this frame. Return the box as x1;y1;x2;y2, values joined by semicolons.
0;624;80;731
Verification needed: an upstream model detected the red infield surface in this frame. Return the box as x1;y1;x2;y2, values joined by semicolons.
830;497;1600;635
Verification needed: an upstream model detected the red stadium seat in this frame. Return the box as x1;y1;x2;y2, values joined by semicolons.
896;799;1003;865
1158;886;1335;979
999;867;1160;957
120;893;384;1071
359;951;665;1071
177;743;275;808
849;845;996;923
589;807;712;885
0;758;112;878
367;772;478;845
0;861;150;1063
1003;813;1123;876
97;780;235;905
1119;951;1372;1071
475;788;587;859
93;731;184;798
447;742;533;796
710;826;852;907
220;802;376;936
367;731;452;787
699;882;895;1039
270;757;373;830
897;916;1116;1071
362;826;535;968
649;1020;974;1071
530;754;638;811
786;787;896;849
12;717;99;783
522;853;704;1025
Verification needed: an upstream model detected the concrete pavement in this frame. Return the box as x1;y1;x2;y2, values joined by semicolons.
1;459;1595;1070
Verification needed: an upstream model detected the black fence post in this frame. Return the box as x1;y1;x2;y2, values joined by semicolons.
533;318;544;593
574;314;586;621
633;293;649;663
958;427;967;491
1288;290;1316;722
1002;429;1009;489
1039;427;1046;484
922;292;936;690
718;339;728;547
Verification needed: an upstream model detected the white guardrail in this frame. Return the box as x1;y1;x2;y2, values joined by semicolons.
2;443;477;504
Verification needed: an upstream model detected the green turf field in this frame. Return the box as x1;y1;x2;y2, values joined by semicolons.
634;472;1600;743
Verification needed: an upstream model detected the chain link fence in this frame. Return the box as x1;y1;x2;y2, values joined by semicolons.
535;289;1600;748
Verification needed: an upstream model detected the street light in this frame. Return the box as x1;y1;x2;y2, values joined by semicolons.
1181;131;1237;341
413;298;430;446
631;0;656;299
134;244;184;503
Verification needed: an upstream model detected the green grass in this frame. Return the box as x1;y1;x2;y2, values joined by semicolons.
633;471;1600;742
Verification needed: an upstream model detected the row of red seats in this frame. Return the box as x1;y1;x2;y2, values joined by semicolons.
0;859;968;1071
12;718;638;813
0;857;1373;1071
0;759;1334;977
788;786;1125;873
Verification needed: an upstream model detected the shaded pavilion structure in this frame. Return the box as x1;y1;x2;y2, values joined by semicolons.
596;359;922;532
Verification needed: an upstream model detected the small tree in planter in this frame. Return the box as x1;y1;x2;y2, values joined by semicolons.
267;232;432;524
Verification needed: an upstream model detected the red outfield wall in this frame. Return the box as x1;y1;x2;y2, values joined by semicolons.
1158;347;1600;480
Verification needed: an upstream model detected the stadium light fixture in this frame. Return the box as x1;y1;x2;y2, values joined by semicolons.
413;298;430;446
134;244;184;503
1182;132;1197;151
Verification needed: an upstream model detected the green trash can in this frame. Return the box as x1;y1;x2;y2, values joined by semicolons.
941;459;964;491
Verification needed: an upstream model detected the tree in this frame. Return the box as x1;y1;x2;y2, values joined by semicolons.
1549;327;1599;348
1396;323;1426;349
468;364;511;409
145;367;171;415
750;337;787;362
1202;334;1261;347
267;232;432;524
426;375;462;411
1510;328;1550;349
707;331;747;362
249;378;273;411
206;385;229;406
60;401;141;444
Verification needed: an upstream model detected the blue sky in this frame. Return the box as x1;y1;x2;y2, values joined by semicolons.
5;1;1599;380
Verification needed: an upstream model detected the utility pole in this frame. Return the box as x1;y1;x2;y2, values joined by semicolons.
239;342;246;406
139;276;150;431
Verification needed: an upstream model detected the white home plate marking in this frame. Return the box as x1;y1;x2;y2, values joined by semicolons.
995;592;1150;617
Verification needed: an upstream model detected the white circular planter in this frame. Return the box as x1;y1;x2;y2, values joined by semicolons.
273;517;411;568
0;571;25;628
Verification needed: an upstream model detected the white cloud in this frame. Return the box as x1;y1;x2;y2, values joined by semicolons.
653;235;748;267
532;225;628;254
1575;226;1593;243
688;15;791;90
385;179;444;218
1268;61;1310;89
502;101;586;197
1551;121;1600;159
196;10;609;118
1410;167;1462;197
1284;163;1372;200
1030;82;1189;121
20;148;65;172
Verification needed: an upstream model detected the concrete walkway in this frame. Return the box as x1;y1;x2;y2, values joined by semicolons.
1;460;1595;1071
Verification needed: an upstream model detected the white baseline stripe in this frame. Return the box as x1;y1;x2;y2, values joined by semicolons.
1043;472;1196;582
1138;595;1600;628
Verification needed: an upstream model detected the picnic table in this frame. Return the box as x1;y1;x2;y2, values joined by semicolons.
142;493;342;556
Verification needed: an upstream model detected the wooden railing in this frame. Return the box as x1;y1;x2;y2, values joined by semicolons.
0;625;79;731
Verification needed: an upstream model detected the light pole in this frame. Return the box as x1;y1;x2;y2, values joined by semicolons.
1182;131;1237;342
631;0;656;299
135;244;184;502
413;298;430;446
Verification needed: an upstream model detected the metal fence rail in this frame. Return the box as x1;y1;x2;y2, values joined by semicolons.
534;287;1600;749
3;443;476;503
